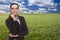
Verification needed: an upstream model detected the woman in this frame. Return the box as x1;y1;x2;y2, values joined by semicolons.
5;3;28;40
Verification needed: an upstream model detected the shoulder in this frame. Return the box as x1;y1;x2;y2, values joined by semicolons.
18;16;25;21
18;16;24;19
5;16;11;23
5;18;9;22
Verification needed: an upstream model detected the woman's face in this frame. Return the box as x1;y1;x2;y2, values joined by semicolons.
10;5;19;15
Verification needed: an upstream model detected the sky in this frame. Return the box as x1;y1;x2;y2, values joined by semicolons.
0;0;60;13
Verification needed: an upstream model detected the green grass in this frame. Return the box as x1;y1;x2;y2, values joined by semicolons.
0;14;60;40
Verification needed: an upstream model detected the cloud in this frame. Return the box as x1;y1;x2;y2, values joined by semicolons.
0;0;59;13
28;0;54;6
39;8;48;12
0;4;9;9
0;10;9;13
27;0;58;12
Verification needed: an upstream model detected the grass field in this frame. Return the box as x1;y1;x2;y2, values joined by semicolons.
0;14;60;40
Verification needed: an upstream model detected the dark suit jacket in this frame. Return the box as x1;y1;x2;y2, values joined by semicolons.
5;15;28;38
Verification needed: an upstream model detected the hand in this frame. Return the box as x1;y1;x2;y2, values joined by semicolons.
10;15;17;21
9;33;18;37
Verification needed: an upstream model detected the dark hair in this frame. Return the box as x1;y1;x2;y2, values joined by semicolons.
10;3;19;8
